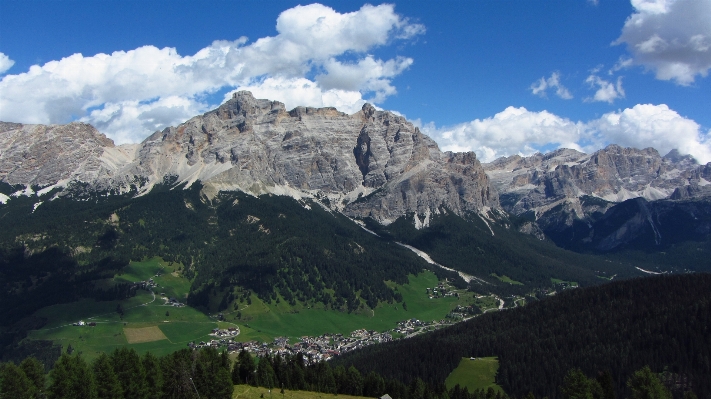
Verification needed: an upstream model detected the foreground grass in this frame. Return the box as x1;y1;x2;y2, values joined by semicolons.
445;357;505;394
233;385;371;399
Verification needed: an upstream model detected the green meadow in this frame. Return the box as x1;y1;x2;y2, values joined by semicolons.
227;270;477;342
489;273;523;285
445;357;505;394
27;258;491;358
551;278;579;287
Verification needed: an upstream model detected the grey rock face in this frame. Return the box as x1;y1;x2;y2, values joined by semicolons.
0;122;137;188
0;92;498;225
484;144;711;219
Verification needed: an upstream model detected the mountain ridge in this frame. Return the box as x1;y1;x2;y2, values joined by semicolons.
0;91;496;225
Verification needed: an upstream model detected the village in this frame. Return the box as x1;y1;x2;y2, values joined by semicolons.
188;328;399;363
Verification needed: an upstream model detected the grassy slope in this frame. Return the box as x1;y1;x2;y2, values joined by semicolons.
28;257;219;361
222;270;476;342
27;259;489;357
445;357;504;394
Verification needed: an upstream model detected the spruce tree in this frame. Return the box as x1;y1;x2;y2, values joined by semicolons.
110;347;148;399
256;355;276;390
237;350;255;386
92;353;123;399
0;362;34;399
627;366;672;399
19;357;46;396
142;352;163;399
47;353;97;399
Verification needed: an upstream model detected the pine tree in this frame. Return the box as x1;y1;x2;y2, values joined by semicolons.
237;350;256;386
256;355;276;390
92;353;123;399
345;366;364;396
0;362;35;399
110;347;148;399
47;353;97;399
159;349;194;399
142;352;163;399
20;357;46;396
627;366;672;399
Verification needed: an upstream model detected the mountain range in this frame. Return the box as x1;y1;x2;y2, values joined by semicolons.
2;91;710;253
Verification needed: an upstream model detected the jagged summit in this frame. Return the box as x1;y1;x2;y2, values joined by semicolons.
484;143;711;218
0;91;497;225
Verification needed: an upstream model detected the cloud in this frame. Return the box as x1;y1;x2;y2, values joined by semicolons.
0;3;423;143
0;53;14;74
426;107;585;162
615;0;711;85
529;72;573;99
592;104;711;163
226;76;367;114
585;74;625;103
426;103;711;164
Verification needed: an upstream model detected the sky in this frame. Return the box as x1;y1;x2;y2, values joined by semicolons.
1;0;710;163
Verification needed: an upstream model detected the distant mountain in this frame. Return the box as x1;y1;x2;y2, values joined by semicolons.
484;145;711;251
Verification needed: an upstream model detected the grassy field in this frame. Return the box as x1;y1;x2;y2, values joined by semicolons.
28;257;219;361
551;278;579;287
27;259;489;358
490;274;523;285
445;357;505;394
232;385;371;399
228;270;476;342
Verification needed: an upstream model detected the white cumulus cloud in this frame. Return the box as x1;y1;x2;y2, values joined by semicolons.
591;104;711;163
615;0;711;85
0;3;424;143
426;103;711;164
0;53;14;74
426;107;585;162
585;74;625;103
529;71;573;99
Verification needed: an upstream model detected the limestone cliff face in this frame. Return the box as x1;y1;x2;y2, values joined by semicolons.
484;145;710;219
0;121;137;188
0;92;498;225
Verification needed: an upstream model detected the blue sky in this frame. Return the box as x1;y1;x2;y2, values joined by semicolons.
1;0;710;162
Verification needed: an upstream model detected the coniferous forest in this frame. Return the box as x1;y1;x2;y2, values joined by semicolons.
333;273;711;399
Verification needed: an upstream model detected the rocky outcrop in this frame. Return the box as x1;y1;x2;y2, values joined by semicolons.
0;92;497;225
0;122;138;188
484;145;711;219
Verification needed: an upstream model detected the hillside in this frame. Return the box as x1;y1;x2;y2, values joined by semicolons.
333;273;711;399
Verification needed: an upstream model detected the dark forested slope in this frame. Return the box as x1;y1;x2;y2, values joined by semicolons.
334;273;711;399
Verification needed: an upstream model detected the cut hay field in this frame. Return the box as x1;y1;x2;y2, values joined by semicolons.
124;326;167;344
445;357;505;394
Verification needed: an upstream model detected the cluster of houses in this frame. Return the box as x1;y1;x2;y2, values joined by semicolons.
187;329;394;363
447;304;481;320
162;296;186;307
209;327;240;337
134;277;159;290
426;281;459;299
72;320;97;327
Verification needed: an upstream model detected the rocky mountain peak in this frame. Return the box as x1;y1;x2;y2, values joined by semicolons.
0;94;498;226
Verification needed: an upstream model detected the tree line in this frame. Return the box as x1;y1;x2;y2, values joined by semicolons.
1;346;697;399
